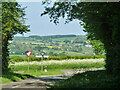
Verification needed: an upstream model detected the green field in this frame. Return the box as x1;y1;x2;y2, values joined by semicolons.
46;50;84;56
52;37;78;41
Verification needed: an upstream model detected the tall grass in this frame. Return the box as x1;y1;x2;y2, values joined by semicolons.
11;59;105;72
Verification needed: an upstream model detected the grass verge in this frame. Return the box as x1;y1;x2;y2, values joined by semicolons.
1;69;63;84
1;72;35;84
49;70;117;89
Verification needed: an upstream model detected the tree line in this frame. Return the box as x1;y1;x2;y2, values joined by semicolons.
29;34;76;40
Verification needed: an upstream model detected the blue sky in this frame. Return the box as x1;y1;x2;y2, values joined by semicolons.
17;1;87;36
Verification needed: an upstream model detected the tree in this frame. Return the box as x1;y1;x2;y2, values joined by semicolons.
87;34;105;55
41;2;120;86
2;2;30;72
0;3;2;77
89;39;105;55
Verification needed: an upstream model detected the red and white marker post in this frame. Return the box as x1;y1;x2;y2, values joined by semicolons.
25;51;32;73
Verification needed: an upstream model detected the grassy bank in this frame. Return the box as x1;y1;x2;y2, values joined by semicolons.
1;69;63;84
1;72;35;84
50;70;117;88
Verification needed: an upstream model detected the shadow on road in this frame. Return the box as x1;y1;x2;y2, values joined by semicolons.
2;74;66;88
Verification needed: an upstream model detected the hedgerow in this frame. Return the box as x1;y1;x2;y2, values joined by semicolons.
9;55;106;62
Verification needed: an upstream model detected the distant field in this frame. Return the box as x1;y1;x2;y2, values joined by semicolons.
9;35;93;57
65;51;84;56
52;37;78;41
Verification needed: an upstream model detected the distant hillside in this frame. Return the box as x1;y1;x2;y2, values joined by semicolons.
29;35;77;40
10;34;93;56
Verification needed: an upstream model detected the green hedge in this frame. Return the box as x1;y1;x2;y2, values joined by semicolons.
9;56;24;62
9;56;42;62
47;55;106;60
9;55;106;62
24;56;41;61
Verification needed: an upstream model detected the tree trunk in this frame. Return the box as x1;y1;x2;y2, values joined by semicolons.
113;44;120;87
104;43;115;74
2;34;9;73
112;28;120;86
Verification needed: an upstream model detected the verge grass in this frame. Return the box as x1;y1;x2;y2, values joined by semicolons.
50;70;117;89
1;72;35;84
1;69;63;84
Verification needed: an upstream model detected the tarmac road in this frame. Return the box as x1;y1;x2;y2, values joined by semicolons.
1;75;68;89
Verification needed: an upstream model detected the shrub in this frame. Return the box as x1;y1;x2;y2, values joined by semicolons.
24;56;41;61
47;55;106;60
10;56;24;62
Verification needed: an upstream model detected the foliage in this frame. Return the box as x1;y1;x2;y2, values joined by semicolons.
48;55;105;60
41;2;120;86
2;2;30;72
9;56;24;62
24;56;42;62
87;38;105;55
9;56;42;62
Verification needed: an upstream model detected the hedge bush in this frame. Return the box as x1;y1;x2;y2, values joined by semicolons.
9;56;24;62
24;56;41;61
47;55;106;60
9;55;106;62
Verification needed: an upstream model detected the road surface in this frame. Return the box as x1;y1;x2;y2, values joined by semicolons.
1;68;105;89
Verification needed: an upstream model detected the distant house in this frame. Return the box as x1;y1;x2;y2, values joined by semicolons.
71;40;74;43
85;45;92;48
35;55;49;58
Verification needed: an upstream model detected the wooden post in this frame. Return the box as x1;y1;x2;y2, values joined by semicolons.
28;57;29;73
41;56;43;71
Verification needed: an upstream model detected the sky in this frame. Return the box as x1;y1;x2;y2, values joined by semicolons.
16;1;87;37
